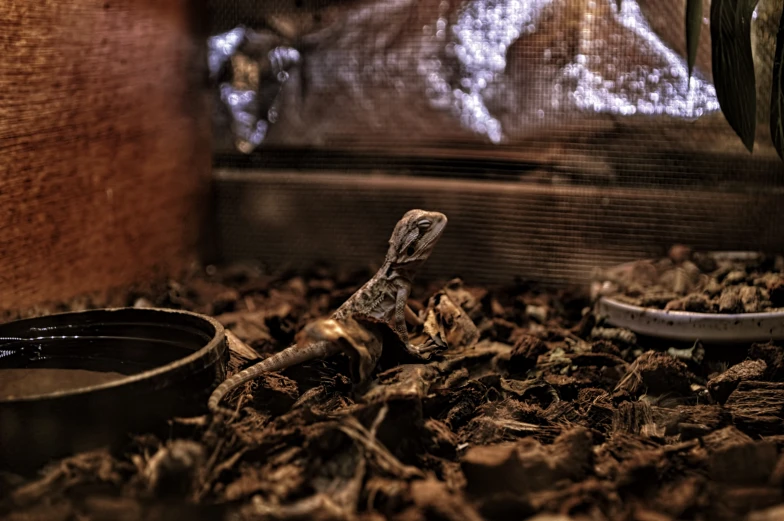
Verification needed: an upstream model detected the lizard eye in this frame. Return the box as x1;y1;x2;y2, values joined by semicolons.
417;219;432;230
406;245;416;256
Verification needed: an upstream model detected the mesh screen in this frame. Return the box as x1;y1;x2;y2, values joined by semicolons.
207;0;784;285
213;169;784;286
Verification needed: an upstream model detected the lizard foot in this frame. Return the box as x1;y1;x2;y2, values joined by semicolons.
210;405;242;421
404;338;441;359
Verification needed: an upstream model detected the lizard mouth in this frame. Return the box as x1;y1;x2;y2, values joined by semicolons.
427;212;448;234
431;214;448;239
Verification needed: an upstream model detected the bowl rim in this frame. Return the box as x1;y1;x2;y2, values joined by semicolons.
596;295;784;342
592;250;784;341
0;307;226;403
598;294;784;321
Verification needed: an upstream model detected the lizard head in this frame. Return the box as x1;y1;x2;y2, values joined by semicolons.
386;209;448;268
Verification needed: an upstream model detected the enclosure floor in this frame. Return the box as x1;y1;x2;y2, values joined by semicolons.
1;264;783;521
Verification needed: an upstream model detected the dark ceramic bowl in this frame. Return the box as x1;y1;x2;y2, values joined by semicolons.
0;308;227;473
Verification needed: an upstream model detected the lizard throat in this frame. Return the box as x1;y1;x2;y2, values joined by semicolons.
385;260;421;281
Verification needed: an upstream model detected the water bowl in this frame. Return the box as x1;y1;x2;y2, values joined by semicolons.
0;308;227;473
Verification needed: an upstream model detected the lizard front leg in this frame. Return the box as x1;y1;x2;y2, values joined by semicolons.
395;286;438;357
404;303;423;327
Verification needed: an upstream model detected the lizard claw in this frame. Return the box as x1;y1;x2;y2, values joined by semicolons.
405;338;441;359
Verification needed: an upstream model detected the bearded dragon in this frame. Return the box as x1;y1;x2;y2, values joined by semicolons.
207;209;448;415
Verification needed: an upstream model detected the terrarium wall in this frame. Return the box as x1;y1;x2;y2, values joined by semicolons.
208;0;784;286
0;0;212;311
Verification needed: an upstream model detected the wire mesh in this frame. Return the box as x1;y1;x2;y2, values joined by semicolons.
207;0;784;284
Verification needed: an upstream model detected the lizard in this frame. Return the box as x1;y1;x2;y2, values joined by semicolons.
207;209;448;416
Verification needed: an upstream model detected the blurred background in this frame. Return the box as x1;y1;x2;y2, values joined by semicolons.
1;0;782;309
207;0;784;286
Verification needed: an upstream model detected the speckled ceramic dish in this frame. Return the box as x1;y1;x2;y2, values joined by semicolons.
593;252;784;343
595;296;784;343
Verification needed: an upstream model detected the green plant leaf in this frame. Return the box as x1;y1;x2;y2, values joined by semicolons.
710;0;759;152
686;0;703;81
771;6;784;160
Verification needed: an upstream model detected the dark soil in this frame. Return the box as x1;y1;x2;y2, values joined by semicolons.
595;247;784;313
1;262;784;521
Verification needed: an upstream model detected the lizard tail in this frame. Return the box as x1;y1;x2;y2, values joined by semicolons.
207;341;335;415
